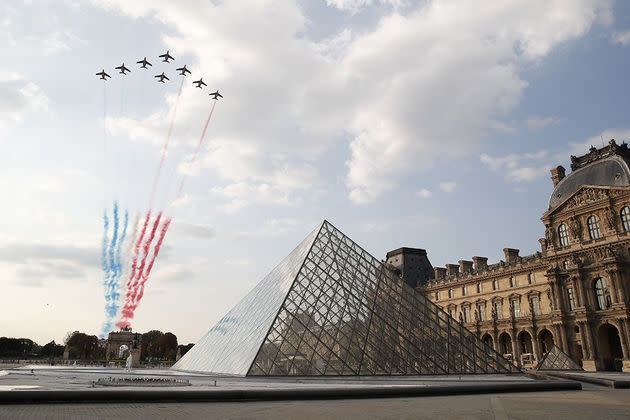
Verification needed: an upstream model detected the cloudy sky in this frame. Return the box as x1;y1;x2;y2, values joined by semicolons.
1;0;630;345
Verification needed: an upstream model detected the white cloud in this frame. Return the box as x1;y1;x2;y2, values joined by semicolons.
416;188;432;198
0;73;48;131
526;116;560;131
612;31;630;46
237;218;301;238
568;129;630;157
439;182;456;193
480;150;550;182
93;0;612;206
326;0;407;14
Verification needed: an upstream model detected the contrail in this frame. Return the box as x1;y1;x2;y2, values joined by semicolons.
148;76;186;209
133;212;162;285
123;217;172;320
110;208;128;313
100;210;111;336
117;211;161;329
176;100;217;199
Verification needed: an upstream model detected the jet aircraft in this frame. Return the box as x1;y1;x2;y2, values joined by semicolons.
96;70;111;80
193;78;207;88
159;50;174;63
137;57;152;69
115;63;131;75
154;72;170;83
210;90;223;100
176;65;191;76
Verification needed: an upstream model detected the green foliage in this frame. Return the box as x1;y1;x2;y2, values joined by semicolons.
141;330;179;360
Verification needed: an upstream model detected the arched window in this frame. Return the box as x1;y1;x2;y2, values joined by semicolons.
621;206;630;232
558;223;570;246
593;278;609;310
587;215;602;239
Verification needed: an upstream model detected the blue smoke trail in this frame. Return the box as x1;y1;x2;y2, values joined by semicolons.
101;202;131;337
100;210;112;337
109;208;128;318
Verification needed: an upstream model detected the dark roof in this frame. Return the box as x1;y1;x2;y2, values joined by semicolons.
549;156;630;210
385;247;427;259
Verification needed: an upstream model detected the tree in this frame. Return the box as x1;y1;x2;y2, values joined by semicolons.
64;331;103;360
158;332;178;360
178;343;194;358
0;337;38;357
40;340;65;358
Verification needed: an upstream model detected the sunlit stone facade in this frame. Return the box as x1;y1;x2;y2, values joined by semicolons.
417;140;630;372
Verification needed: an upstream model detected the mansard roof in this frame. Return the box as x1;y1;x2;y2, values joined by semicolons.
549;140;630;211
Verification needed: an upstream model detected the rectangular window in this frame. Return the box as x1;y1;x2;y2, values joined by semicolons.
476;282;482;293
448;308;455;318
511;299;521;317
492;279;498;291
509;277;517;288
493;301;502;319
528;273;535;284
567;287;576;311
435;291;439;301
478;303;485;321
462;306;470;323
462;285;467;296
531;296;540;315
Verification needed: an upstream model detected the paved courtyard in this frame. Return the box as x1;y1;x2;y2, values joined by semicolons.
1;366;630;418
1;388;630;419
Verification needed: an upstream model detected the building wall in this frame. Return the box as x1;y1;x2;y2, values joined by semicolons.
415;142;630;372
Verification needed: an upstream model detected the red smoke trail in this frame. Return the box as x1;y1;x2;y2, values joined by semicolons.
134;218;172;305
148;76;186;209
129;212;162;301
125;211;151;293
116;218;172;326
116;211;150;329
176;101;217;199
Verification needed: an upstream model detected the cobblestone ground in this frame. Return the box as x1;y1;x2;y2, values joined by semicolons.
1;389;630;420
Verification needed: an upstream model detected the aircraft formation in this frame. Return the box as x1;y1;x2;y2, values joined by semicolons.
96;50;223;100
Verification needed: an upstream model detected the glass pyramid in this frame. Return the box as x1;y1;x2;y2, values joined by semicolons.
537;345;583;371
174;221;519;376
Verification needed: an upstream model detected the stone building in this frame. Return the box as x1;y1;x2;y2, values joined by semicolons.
106;330;141;367
411;140;630;372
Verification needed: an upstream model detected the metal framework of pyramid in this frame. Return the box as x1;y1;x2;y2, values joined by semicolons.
537;345;583;371
174;221;519;376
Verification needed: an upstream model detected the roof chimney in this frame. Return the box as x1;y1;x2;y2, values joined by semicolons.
446;264;459;277
472;256;488;271
459;260;473;274
434;267;446;280
503;248;520;264
550;165;566;187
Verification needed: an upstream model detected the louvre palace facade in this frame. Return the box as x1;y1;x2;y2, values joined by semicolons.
408;140;630;372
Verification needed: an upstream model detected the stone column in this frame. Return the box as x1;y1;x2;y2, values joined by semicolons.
511;330;520;367
606;269;620;305
577;321;590;359
615;319;630;372
582;321;598;372
531;328;541;362
558;324;569;354
571;277;581;307
578;276;590;310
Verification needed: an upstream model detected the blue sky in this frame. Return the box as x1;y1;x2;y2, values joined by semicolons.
1;0;629;345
